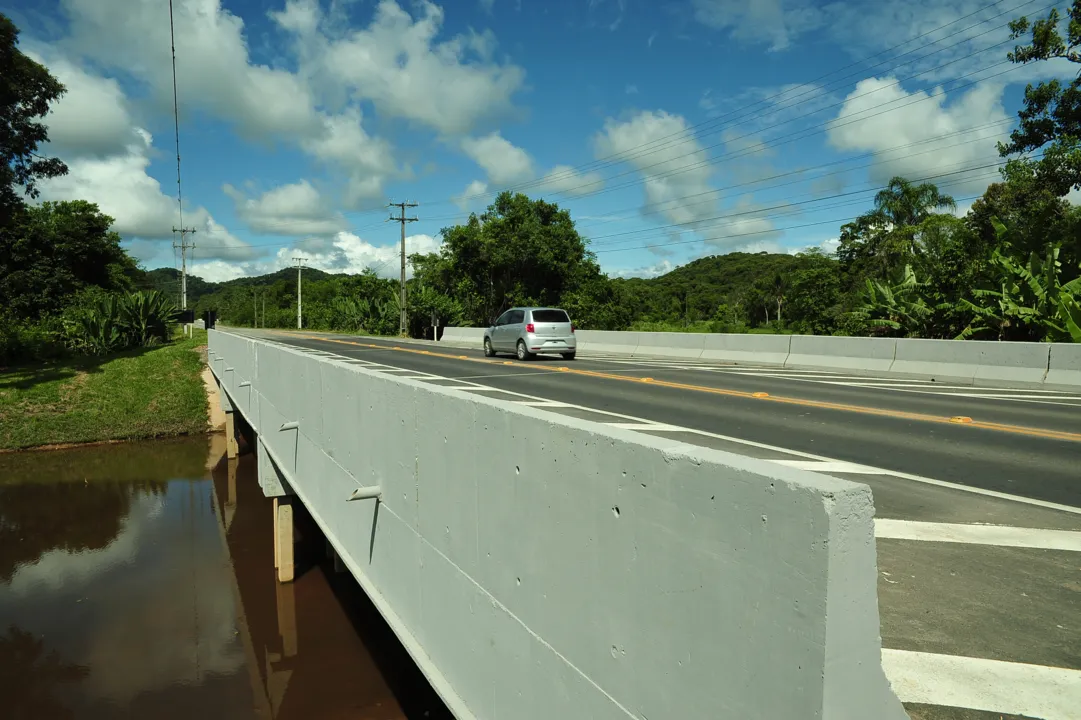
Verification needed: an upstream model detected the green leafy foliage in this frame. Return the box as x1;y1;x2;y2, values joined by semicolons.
61;291;179;356
0;13;69;226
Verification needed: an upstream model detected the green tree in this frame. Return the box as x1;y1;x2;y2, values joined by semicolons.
413;191;613;327
998;1;1081;195
0;13;68;225
850;264;941;338
959;219;1081;341
837;176;956;284
0;200;139;320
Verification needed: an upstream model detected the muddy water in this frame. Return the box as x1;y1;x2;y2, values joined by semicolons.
0;436;453;720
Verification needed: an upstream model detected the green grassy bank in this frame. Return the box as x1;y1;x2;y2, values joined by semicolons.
0;330;210;451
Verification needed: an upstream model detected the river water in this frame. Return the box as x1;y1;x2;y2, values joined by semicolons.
0;435;453;720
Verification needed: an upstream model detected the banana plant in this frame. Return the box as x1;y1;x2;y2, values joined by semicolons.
958;219;1081;341
849;264;943;337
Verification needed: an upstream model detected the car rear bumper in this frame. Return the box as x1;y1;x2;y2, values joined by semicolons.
525;335;577;353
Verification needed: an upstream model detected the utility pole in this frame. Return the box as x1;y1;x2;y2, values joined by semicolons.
387;201;418;337
173;226;196;335
293;258;307;329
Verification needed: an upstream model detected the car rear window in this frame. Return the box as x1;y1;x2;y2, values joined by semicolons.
532;310;569;323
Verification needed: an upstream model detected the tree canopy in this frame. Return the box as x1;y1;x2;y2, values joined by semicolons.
0;12;68;226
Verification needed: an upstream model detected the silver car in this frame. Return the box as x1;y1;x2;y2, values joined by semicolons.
484;307;577;361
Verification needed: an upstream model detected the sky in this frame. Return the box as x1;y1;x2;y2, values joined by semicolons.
2;0;1074;282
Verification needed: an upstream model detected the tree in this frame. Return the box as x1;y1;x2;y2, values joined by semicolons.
0;200;139;320
837;176;956;285
412;191;613;327
850;264;941;338
998;2;1081;195
0;13;68;225
959;219;1081;341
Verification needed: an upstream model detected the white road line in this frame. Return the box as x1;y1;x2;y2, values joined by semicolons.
606;422;684;431
875;519;1081;551
302;340;1081;516
881;649;1081;720
516;401;573;408
773;460;889;475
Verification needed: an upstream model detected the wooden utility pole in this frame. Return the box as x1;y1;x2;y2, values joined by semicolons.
387;201;418;337
293;258;307;329
173;226;196;335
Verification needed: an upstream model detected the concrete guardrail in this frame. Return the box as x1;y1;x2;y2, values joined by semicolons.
209;329;906;720
438;327;1079;388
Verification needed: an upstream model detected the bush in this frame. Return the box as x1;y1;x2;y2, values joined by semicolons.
61;290;179;356
0;316;67;366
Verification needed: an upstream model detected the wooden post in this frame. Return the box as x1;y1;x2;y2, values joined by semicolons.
225;411;239;459
275;498;294;583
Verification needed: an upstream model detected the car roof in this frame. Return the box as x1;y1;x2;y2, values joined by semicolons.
507;306;567;312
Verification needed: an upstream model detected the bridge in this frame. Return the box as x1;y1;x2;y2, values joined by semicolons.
208;327;1081;720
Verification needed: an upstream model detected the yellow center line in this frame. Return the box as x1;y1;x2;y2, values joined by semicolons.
289;333;1081;444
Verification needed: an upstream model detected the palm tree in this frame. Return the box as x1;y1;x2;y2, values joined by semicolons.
872;176;956;228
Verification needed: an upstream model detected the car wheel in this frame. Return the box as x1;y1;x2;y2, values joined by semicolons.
516;340;533;361
484;337;495;357
561;352;576;361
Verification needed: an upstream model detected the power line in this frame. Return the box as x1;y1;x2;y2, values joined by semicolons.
430;0;1046;207
589;162;1031;256
167;0;196;332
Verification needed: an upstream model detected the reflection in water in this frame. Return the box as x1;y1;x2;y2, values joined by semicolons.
0;625;89;719
0;436;451;719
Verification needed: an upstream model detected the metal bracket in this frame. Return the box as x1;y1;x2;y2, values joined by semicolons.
279;421;299;431
347;485;383;502
225;366;235;372
239;381;251;387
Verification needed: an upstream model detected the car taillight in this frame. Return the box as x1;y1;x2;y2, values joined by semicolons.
571;324;576;333
526;323;535;333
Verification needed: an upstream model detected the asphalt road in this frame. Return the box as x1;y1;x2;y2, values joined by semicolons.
234;328;1081;720
246;328;1081;508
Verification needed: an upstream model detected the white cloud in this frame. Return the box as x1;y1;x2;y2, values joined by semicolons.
691;0;825;51
534;165;605;197
626;84;638;95
223;180;348;236
192;232;442;282
61;0;321;139
300;109;399;205
27;47;141;159
37;128;254;261
593;109;774;250
453;180;489;211
826;77;1011;197
276;0;525;136
460;132;534;186
31;50;256;263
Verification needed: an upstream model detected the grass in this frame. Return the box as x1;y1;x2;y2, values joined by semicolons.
0;329;210;451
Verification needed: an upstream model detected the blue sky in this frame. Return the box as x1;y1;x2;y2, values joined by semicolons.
3;0;1071;282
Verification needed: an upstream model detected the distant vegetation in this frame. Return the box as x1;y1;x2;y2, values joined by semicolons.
3;4;1081;374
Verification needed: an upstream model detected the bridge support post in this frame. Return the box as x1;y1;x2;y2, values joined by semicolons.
225;411;239;459
273;497;295;583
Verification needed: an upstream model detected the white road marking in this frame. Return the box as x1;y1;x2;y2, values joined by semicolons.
280;337;1081;516
881;649;1081;720
773;460;888;475
875;519;1081;551
516;401;573;408
606;422;684;431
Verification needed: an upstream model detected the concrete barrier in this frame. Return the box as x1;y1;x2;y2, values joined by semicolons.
787;335;897;373
632;331;707;359
575;329;641;355
1046;343;1081;389
440;327;485;344
701;333;792;365
209;330;906;720
890;338;1051;387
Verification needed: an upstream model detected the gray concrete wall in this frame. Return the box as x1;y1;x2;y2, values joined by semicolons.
209;329;906;720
